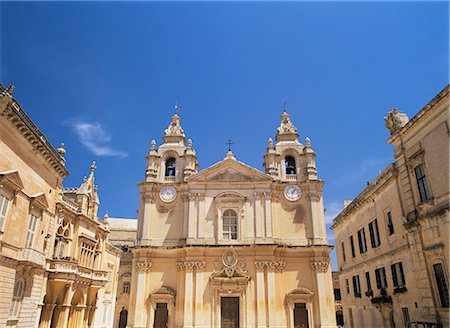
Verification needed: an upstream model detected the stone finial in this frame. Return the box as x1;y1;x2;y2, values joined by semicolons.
90;161;97;173
150;139;156;150
57;143;66;156
384;107;409;135
164;113;185;136
187;139;193;148
268;137;273;147
224;150;236;161
83;176;87;182
103;211;109;222
6;84;15;95
275;110;299;143
305;137;311;147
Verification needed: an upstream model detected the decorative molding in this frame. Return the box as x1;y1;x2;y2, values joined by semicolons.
311;259;329;273
307;190;322;202
142;192;157;204
136;259;152;272
178;260;204;272
188;193;197;202
254;192;263;201
269;191;281;202
197;193;205;202
254;260;285;272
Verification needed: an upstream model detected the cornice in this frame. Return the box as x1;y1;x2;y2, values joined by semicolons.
0;84;69;178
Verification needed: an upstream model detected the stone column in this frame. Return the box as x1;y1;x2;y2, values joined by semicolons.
197;193;205;239
308;190;325;244
183;262;195;328
182;193;189;237
187;193;197;242
255;261;267;328
132;258;151;328
263;193;272;238
141;192;156;242
254;193;263;239
311;259;337;328
194;261;205;327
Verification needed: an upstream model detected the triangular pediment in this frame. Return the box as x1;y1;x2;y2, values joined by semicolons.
187;159;273;183
0;170;24;193
30;192;49;210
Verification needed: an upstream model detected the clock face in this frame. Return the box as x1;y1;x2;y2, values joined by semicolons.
160;186;177;202
284;185;302;201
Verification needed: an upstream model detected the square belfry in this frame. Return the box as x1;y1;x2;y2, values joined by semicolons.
113;110;337;328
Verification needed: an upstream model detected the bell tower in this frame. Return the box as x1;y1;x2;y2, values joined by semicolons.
144;113;198;184
263;110;318;182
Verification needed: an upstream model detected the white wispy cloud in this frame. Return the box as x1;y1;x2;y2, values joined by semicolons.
70;121;128;158
324;201;344;225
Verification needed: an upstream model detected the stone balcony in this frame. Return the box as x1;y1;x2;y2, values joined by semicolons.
49;258;108;284
164;176;176;182
19;248;46;267
286;174;297;181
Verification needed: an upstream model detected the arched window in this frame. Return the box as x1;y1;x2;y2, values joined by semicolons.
165;158;176;177
9;279;24;317
285;156;296;175
223;209;238;240
53;217;71;259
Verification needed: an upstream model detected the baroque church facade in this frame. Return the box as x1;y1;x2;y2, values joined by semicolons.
115;111;337;328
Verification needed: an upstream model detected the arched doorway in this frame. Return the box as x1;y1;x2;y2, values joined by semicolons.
118;308;128;328
67;290;84;328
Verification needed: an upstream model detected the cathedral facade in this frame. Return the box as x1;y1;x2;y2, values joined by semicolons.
121;111;337;328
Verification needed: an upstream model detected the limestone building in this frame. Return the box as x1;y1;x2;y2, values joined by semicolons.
117;110;337;328
0;84;121;328
331;85;449;328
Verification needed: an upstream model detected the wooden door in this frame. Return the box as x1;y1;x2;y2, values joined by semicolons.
154;303;168;328
293;303;309;328
221;297;239;328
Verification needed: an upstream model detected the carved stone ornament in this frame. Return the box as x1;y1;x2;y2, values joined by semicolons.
384;107;409;135
136;259;152;272
142;192;156;204
210;250;250;280
307;190;322;202
311;259;329;273
277;111;298;134
178;260;204;272
254;192;263;201
164;114;185;136
255;260;285;272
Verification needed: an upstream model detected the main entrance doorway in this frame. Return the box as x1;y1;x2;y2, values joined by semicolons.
220;297;239;328
293;303;309;328
154;303;168;328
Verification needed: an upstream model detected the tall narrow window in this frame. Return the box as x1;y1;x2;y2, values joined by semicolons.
341;241;346;263
285;156;296;175
165;158;176;177
369;219;381;248
415;164;431;202
357;228;367;254
123;282;130;294
433;263;450;308
391;262;406;288
402;308;410;328
386;211;395;235
0;193;10;231
350;236;356;258
346;279;350;294
25;214;39;248
222;209;238;240
334;288;342;301
9;279;24;317
352;275;361;297
365;272;372;292
375;267;388;290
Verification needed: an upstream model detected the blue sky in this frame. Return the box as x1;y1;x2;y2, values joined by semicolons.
1;1;448;269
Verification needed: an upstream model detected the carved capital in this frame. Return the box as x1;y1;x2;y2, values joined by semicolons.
194;261;205;272
136;258;152;272
184;261;196;272
197;193;205;202
307;190;322;202
255;261;267;271
188;193;197;202
254;192;263;201
142;192;157;204
311;259;329;273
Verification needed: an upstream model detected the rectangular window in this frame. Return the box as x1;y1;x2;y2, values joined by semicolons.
391;262;406;287
79;241;95;268
348;308;354;328
368;219;381;248
352;275;361;297
350;236;356;258
402;307;410;328
25;214;39;248
357;228;367;254
341;241;346;262
365;272;372;292
386;211;395;235
415;164;431;202
0;193;11;231
433;263;450;308
346;279;350;294
334;288;342;301
123;282;130;294
375;267;388;290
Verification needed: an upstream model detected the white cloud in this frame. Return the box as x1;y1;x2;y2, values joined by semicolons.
324;201;343;225
70;121;128;158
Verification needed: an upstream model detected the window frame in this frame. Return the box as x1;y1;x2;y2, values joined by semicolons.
368;219;381;248
165;158;176;177
9;279;24;318
222;209;238;240
386;211;395;236
0;191;12;232
350;235;356;258
25;213;39;249
365;271;372;292
391;262;406;288
375;267;388;290
414;164;431;202
285;156;296;176
433;263;450;308
357;228;367;254
352;275;361;298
